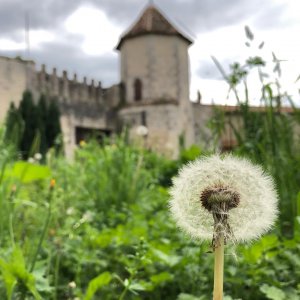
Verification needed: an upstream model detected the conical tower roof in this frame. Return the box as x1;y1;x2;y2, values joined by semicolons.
116;5;193;50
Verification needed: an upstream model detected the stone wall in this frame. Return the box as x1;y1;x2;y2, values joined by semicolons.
0;56;35;121
118;102;182;157
192;103;214;148
0;56;111;157
120;35;190;104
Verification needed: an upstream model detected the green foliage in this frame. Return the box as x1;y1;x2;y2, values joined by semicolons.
0;132;298;299
4;102;24;147
4;161;51;184
19;90;39;158
5;91;62;160
37;95;48;156
211;40;300;237
0;246;42;300
46;98;61;152
84;272;112;300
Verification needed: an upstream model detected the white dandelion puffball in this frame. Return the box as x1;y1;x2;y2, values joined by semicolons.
169;154;278;243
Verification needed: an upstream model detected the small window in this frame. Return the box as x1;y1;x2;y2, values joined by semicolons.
134;78;142;101
141;111;147;126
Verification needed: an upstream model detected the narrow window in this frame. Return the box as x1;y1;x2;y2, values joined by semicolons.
141;111;147;126
120;81;126;104
134;78;142;101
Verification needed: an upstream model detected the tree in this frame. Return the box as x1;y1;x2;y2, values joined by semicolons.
37;94;48;156
46;98;62;152
4;102;24;147
5;91;62;159
19;90;39;158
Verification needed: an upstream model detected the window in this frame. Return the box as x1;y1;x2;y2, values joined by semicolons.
75;127;111;145
141;111;147;126
134;78;142;101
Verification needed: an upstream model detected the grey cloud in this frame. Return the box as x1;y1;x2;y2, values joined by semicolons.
0;0;85;37
196;60;222;80
0;35;119;87
253;2;290;29
196;58;234;80
32;42;119;87
0;0;288;37
0;0;293;88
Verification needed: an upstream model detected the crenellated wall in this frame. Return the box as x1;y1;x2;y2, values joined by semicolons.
34;64;103;105
0;56;119;157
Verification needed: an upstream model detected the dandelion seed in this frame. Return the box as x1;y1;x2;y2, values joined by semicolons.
68;281;76;288
28;157;35;164
169;154;278;244
169;154;278;300
136;125;149;137
34;153;42;161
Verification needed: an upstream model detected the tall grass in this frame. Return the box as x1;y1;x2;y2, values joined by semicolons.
211;51;300;237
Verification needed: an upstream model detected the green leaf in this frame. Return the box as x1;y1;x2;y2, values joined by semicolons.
0;247;42;300
0;258;17;300
151;249;180;267
260;284;286;300
129;281;147;292
4;161;51;183
177;293;205;300
84;272;112;300
150;272;173;284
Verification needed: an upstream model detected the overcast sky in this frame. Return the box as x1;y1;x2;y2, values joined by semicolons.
0;0;299;103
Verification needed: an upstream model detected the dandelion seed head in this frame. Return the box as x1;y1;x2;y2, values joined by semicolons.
169;154;278;243
34;153;42;161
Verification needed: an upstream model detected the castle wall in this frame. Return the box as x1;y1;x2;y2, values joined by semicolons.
0;56;35;122
192;103;215;148
0;56;110;158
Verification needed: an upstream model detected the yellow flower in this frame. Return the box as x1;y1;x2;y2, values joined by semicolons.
50;179;56;189
79;140;86;147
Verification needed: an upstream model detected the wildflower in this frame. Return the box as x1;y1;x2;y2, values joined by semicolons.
169;154;278;245
66;207;75;215
11;184;17;193
68;281;76;289
136;125;148;137
50;179;56;189
28;157;35;163
79;140;86;147
34;153;42;161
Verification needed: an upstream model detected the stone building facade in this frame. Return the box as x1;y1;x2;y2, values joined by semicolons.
0;4;217;157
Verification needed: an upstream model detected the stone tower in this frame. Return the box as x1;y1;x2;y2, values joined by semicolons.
116;4;195;156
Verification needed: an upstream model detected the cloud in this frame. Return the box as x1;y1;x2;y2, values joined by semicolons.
64;6;122;56
0;35;119;87
0;0;299;102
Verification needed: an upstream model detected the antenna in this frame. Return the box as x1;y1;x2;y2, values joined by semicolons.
25;11;31;90
25;12;30;59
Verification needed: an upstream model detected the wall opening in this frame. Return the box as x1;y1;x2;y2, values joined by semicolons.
134;78;142;101
75;127;111;145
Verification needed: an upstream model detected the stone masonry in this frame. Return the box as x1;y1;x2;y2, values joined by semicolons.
0;4;217;157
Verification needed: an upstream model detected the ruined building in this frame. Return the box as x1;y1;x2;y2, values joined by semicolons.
0;4;218;157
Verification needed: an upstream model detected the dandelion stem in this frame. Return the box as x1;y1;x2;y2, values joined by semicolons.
213;233;224;300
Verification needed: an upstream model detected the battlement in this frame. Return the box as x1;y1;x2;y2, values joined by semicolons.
35;64;103;104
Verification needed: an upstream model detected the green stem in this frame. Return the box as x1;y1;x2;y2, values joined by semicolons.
29;189;53;273
119;274;134;300
53;250;61;300
8;189;16;247
9;213;15;246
